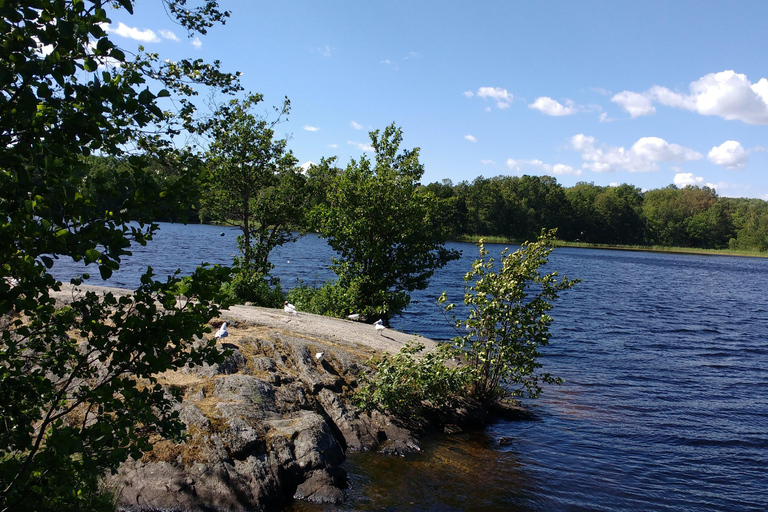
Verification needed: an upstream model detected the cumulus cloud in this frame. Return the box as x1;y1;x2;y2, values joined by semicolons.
528;97;578;116
159;29;179;41
300;161;316;172
348;141;373;152
191;37;202;49
108;22;160;43
707;140;748;169
614;70;768;125
506;158;581;176
328;143;338;148
464;134;477;142
673;172;709;187
611;91;655;118
468;87;513;109
350;121;363;130
570;134;702;172
303;125;320;132
480;159;495;165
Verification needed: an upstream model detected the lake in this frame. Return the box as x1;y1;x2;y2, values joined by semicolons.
53;222;768;511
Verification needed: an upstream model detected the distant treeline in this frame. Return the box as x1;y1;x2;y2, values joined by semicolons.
82;155;767;252
421;175;768;251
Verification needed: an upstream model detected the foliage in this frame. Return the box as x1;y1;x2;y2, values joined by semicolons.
422;177;767;252
284;279;355;318
201;94;310;271
222;266;283;308
0;0;239;509
310;123;460;320
440;230;579;402
354;341;467;420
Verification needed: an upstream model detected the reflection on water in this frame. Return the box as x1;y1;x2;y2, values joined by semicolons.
287;431;539;512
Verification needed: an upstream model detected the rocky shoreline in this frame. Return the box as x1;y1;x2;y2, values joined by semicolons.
52;285;530;511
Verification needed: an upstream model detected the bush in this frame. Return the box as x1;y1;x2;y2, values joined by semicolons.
440;230;579;402
223;268;283;307
284;279;356;318
354;341;467;420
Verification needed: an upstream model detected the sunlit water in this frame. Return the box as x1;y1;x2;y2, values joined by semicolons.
52;222;768;511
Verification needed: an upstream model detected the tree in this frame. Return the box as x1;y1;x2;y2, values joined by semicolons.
201;93;316;304
440;231;579;402
0;1;238;509
311;123;460;320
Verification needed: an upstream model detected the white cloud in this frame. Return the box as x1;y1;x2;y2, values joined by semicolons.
328;143;338;148
674;172;706;187
159;29;179;41
591;86;612;96
615;70;768;125
571;134;702;173
707;140;748;169
475;86;513;109
598;112;614;123
108;22;160;43
506;158;581;176
300;161;316;172
611;91;655;118
464;134;477;142
350;121;363;130
191;37;202;49
480;159;495;165
463;90;474;98
528;97;578;116
348;141;373;152
303;125;320;132
312;44;332;57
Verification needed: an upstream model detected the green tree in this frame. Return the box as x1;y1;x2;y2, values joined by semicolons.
0;1;238;509
440;231;579;402
311;123;460;320
200;93;316;304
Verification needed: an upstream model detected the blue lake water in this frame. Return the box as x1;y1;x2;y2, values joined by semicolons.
52;222;768;511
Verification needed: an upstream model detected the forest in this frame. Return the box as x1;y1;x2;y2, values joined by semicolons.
85;154;768;252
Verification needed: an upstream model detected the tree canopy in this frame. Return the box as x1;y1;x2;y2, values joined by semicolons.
310;123;460;319
0;1;238;509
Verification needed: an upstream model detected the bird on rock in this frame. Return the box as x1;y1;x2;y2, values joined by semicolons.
214;322;228;339
283;301;298;316
347;313;360;321
373;319;385;335
315;352;324;362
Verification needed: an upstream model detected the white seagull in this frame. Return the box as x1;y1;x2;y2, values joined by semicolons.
315;352;324;362
214;322;228;339
373;319;385;335
283;301;298;316
347;313;360;321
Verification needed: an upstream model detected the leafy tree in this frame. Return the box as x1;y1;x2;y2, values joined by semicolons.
311;123;460;320
0;1;239;509
201;94;314;279
440;231;579;402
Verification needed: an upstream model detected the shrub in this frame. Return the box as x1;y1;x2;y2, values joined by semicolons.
354;341;467;420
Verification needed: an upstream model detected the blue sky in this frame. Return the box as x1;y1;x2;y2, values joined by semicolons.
108;1;768;199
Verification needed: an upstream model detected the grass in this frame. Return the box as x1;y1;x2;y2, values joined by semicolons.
453;235;767;258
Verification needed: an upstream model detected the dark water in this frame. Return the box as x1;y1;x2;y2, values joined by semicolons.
53;223;768;511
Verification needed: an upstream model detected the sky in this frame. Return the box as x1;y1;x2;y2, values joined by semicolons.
107;0;768;199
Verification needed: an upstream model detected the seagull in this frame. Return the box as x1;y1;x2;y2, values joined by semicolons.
373;319;385;335
283;301;298;316
214;322;228;339
315;352;324;362
347;313;360;321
